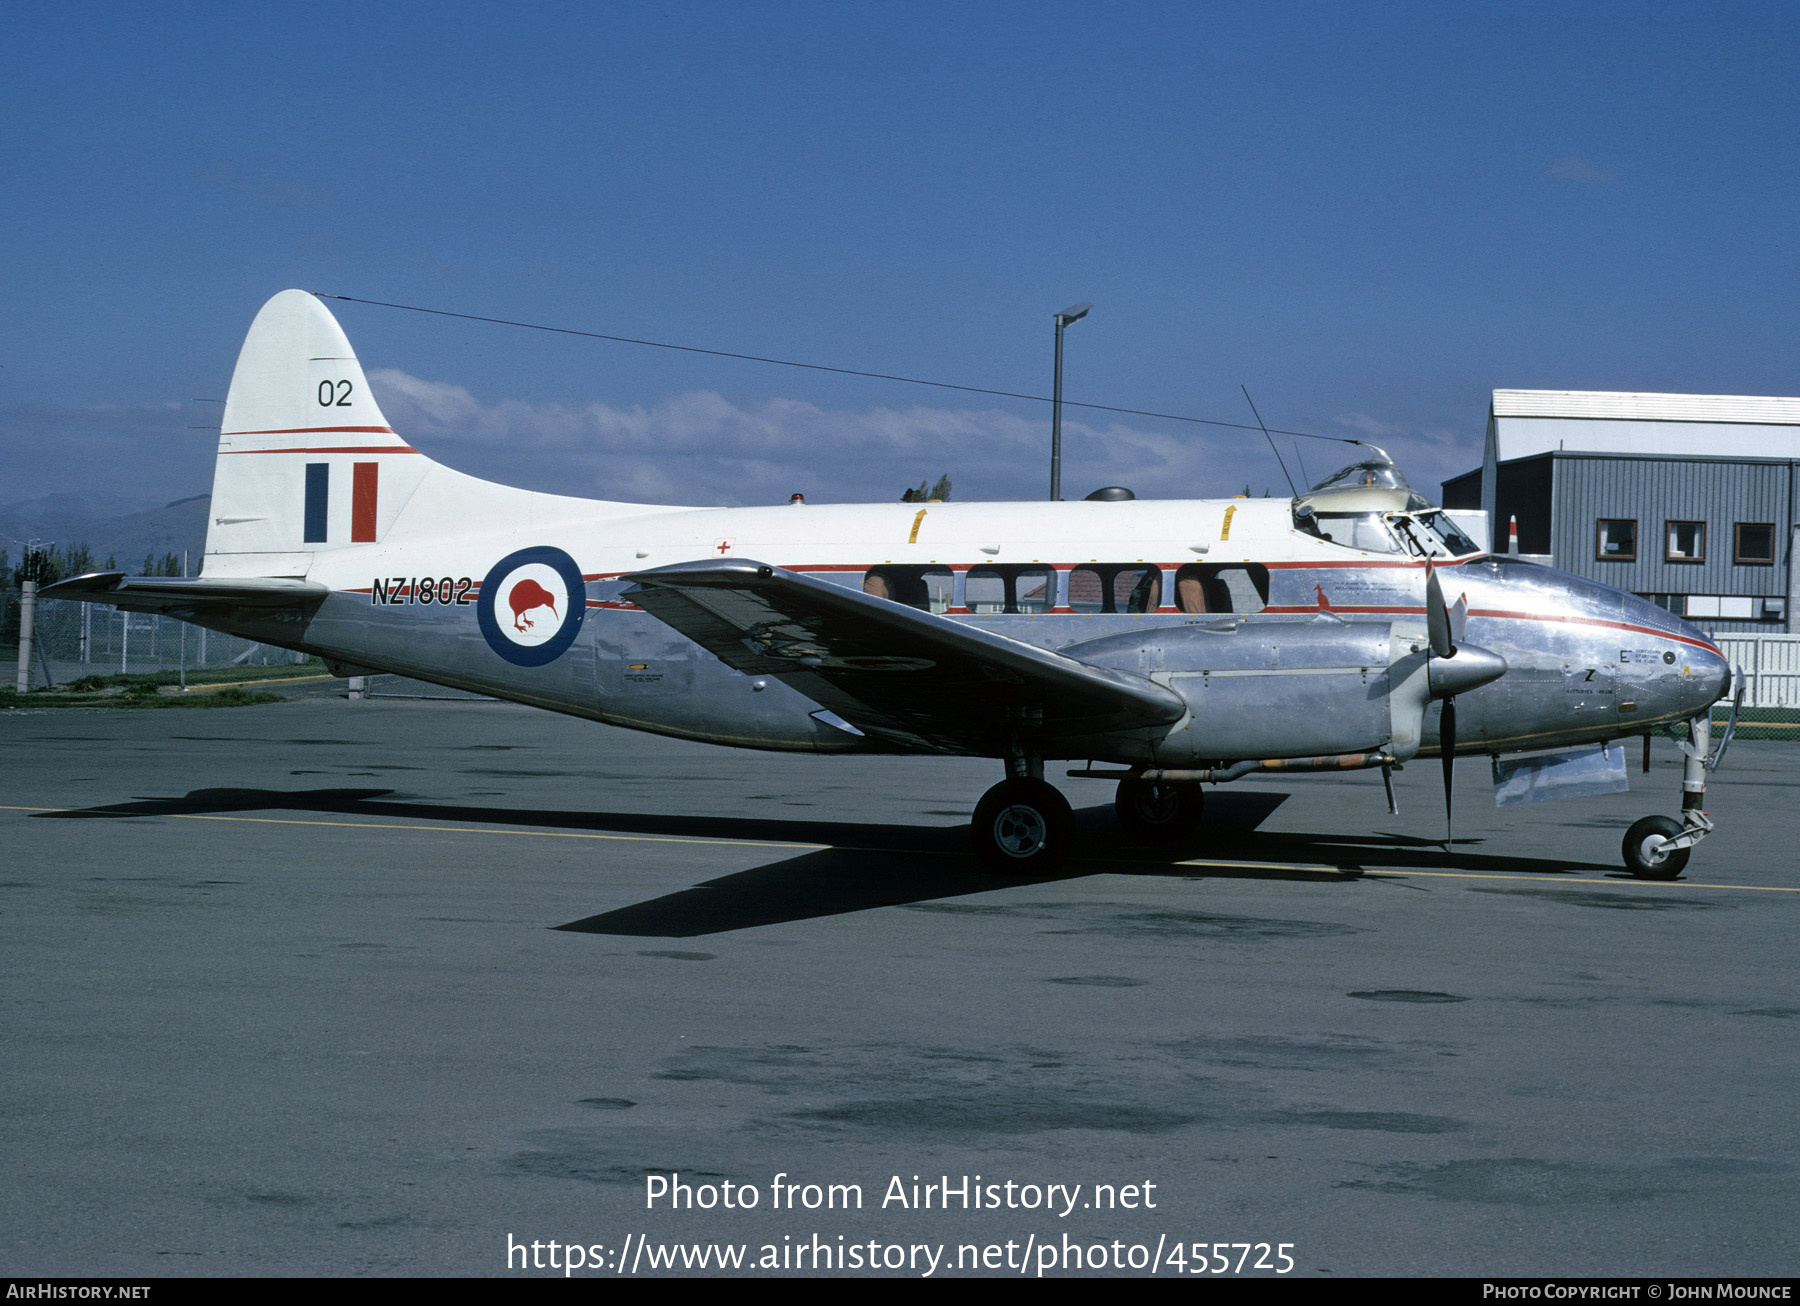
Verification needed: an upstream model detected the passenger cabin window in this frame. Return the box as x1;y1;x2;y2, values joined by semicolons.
1068;565;1162;613
1735;522;1775;565
862;566;954;613
1596;519;1637;561
1174;564;1269;615
1666;521;1706;563
965;565;1055;615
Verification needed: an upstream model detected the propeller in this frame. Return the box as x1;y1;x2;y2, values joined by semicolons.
1423;560;1504;851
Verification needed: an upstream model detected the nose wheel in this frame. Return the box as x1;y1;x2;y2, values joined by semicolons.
971;778;1075;873
1621;814;1689;880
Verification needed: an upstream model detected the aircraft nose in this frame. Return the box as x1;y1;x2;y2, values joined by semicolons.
1685;643;1732;714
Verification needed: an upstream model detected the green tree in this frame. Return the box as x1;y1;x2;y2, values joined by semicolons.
901;474;953;502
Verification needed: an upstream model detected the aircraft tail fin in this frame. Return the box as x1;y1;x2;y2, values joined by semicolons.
203;290;435;574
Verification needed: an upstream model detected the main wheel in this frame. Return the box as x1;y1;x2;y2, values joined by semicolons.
1622;815;1689;880
1114;778;1205;842
971;778;1076;873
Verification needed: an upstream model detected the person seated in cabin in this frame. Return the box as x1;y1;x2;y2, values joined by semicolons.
1125;568;1162;613
862;568;929;609
1174;566;1234;614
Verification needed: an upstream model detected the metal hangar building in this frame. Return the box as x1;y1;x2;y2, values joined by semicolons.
1442;389;1800;635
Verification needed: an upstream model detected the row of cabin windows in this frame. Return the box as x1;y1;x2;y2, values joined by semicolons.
1596;519;1777;565
860;564;1270;615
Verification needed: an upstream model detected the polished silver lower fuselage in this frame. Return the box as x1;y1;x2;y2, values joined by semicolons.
204;551;1729;768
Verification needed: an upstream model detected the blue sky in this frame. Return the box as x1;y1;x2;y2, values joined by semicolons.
4;1;1798;512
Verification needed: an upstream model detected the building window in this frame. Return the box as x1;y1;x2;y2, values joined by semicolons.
1686;596;1757;620
1735;522;1776;566
1596;519;1636;561
1665;521;1706;563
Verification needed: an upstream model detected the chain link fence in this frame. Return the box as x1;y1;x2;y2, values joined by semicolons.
3;587;308;687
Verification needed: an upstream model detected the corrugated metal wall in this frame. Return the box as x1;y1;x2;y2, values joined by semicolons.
1551;455;1790;599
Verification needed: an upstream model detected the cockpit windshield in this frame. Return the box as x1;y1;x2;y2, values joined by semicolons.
1291;448;1482;558
1293;507;1482;558
1405;511;1481;559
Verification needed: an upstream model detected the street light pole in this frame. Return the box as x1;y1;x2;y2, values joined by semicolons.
1049;302;1092;501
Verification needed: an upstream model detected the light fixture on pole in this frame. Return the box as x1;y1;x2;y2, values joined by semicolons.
1050;302;1092;501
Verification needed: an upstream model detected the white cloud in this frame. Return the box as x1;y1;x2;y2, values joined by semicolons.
1548;156;1615;184
365;368;1249;506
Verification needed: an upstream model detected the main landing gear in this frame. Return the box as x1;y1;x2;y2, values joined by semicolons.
969;758;1209;871
1113;777;1206;843
971;776;1074;873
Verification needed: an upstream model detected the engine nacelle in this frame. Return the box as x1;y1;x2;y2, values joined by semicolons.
1064;619;1437;766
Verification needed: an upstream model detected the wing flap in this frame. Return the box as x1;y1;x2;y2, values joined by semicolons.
625;559;1184;751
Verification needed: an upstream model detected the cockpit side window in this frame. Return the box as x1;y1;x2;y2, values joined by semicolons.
1296;509;1405;554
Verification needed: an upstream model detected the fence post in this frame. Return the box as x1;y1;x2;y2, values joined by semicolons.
14;580;36;693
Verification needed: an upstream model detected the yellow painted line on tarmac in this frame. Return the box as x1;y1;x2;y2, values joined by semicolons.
6;804;1798;890
0;805;831;852
1363;868;1800;893
1161;856;1800;893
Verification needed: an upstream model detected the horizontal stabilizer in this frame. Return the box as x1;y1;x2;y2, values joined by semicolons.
625;558;1186;752
40;571;328;615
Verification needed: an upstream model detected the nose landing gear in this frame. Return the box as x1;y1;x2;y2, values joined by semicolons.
1622;677;1740;879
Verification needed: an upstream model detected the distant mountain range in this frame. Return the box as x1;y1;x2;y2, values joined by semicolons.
0;494;211;573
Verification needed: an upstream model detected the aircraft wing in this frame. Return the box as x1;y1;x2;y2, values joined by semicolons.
624;558;1186;752
39;571;328;615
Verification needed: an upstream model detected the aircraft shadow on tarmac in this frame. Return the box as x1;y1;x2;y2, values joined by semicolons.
38;786;1616;937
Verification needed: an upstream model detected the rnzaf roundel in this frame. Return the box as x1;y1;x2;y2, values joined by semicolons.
477;546;586;666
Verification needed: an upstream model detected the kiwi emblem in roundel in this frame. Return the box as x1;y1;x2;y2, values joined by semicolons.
477;546;587;666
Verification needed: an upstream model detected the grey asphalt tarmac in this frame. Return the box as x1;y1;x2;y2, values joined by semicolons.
3;695;1797;1278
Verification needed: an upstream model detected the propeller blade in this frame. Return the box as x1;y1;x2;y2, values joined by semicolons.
1440;695;1457;850
1449;593;1468;644
1425;563;1453;658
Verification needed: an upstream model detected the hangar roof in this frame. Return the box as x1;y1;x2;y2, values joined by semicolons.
1491;389;1800;463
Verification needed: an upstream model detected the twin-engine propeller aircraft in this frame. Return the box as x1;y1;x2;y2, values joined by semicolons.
47;291;1738;877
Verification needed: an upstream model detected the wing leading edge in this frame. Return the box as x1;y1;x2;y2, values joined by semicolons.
624;558;1186;753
